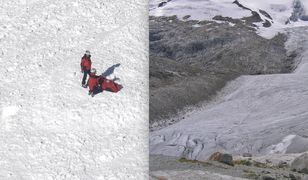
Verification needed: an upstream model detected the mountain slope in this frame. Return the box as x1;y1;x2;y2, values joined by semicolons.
149;16;294;127
150;27;308;160
150;0;308;38
0;0;148;179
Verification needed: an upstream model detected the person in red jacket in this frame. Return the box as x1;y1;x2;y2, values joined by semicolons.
80;50;92;87
87;68;123;97
87;68;102;97
100;77;123;93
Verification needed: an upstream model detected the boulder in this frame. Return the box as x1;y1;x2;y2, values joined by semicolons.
291;153;308;174
289;173;300;180
182;15;191;20
208;152;234;166
262;175;276;180
278;161;288;168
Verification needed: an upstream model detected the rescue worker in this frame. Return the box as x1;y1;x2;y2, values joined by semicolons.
87;68;102;97
80;50;92;87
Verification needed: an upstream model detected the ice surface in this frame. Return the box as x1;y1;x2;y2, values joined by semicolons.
268;134;296;154
1;106;19;119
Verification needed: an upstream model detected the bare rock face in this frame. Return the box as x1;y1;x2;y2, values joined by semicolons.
259;9;273;20
263;19;271;27
289;0;308;22
291;153;308;174
262;175;277;180
208;152;234;166
157;0;171;8
278;161;288;168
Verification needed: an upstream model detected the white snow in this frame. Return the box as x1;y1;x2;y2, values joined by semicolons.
150;0;308;38
267;134;308;154
150;0;251;21
268;134;296;154
0;0;148;179
150;27;308;160
192;24;203;28
1;106;20;119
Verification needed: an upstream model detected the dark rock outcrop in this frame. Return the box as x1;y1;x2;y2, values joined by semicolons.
158;0;172;8
208;152;234;166
259;9;273;20
242;11;263;25
262;175;277;180
233;0;252;11
182;15;191;20
289;0;307;22
263;19;271;27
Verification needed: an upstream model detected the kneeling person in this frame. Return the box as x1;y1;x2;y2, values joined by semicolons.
87;68;102;97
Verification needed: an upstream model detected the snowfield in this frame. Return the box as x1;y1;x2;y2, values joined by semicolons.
150;27;308;160
0;0;148;179
150;0;308;38
150;0;251;20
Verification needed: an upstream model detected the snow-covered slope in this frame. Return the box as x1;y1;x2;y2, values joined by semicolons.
150;0;308;38
150;27;308;160
0;0;148;179
150;0;252;21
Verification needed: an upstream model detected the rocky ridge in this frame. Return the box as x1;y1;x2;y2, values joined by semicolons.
150;153;308;180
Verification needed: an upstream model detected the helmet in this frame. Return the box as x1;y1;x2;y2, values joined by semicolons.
85;50;91;56
90;68;96;74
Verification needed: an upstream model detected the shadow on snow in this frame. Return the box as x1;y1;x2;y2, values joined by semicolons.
92;63;123;97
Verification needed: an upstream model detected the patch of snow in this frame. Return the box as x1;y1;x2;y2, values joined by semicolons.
268;134;296;154
150;0;252;21
1;106;19;119
150;135;166;145
192;24;203;28
228;22;236;26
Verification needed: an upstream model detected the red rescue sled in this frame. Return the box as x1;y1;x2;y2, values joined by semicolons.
100;77;123;93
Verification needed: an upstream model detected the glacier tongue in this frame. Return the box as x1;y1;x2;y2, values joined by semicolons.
150;27;308;160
